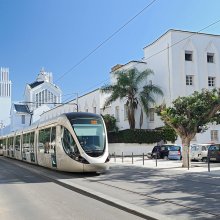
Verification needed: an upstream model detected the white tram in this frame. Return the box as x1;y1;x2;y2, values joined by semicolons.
0;112;109;172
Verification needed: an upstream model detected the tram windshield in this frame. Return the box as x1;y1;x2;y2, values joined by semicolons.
70;117;106;157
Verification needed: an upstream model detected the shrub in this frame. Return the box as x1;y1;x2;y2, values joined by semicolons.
108;126;177;144
102;114;118;132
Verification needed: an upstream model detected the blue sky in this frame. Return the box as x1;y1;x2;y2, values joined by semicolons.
1;0;220;102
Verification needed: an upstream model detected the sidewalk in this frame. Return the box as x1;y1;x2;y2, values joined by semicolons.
110;156;220;174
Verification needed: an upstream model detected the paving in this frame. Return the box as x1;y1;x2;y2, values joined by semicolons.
1;156;220;220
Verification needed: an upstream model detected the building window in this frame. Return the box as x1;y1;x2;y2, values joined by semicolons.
186;75;193;86
45;89;48;103
93;107;96;114
36;94;39;108
149;108;155;122
48;91;50;102
21;115;25;124
211;130;218;142
42;90;45;104
185;51;193;61
208;77;215;87
115;106;120;122
39;92;42;106
207;53;214;63
124;104;128;120
54;95;57;105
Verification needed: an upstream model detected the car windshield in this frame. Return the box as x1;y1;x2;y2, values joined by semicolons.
169;146;180;151
209;145;220;151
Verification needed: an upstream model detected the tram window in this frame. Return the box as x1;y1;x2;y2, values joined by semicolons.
23;133;30;153
8;137;13;150
2;139;6;150
50;127;56;154
30;132;34;153
15;135;21;151
38;128;51;154
0;140;3;149
61;127;78;156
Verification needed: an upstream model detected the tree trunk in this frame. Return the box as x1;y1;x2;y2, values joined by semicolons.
139;108;143;129
181;137;191;168
128;105;135;129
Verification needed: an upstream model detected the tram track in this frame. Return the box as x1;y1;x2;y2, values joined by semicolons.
2;157;220;219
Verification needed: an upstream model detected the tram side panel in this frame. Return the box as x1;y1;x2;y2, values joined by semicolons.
56;125;84;172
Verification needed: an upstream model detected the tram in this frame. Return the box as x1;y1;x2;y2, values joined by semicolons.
0;112;109;172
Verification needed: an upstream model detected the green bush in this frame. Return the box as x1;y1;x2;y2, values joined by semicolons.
108;127;177;144
102;114;118;132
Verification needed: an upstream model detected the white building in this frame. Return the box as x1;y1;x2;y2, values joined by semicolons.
141;29;220;143
40;89;110;121
10;68;62;131
72;29;220;144
0;67;12;132
10;103;31;131
19;29;220;144
24;68;62;112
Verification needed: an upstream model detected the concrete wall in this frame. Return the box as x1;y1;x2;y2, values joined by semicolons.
108;143;155;156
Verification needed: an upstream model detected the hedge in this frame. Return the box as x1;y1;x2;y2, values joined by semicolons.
107;127;177;144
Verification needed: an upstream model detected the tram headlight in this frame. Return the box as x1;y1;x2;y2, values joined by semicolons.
74;155;89;164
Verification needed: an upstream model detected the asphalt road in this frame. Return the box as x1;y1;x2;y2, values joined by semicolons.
0;156;145;220
1;156;220;219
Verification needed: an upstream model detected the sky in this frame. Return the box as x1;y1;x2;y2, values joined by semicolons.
1;0;220;102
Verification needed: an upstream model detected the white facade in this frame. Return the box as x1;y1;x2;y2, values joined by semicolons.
51;29;220;144
8;29;220;145
109;61;157;130
24;68;62;113
10;104;31;131
141;29;220;144
40;89;110;121
10;68;62;132
0;67;12;129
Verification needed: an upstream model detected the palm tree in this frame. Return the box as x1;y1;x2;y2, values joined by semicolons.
101;67;163;129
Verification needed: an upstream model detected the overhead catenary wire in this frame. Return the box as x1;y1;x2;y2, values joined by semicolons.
16;18;220;118
54;0;158;83
2;19;220;132
72;18;220;98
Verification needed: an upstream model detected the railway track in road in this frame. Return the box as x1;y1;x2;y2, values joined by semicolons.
1;156;220;219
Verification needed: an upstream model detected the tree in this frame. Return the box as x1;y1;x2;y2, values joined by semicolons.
156;88;220;168
101;67;163;129
102;114;118;132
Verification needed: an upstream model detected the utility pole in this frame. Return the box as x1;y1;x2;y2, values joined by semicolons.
76;93;78;112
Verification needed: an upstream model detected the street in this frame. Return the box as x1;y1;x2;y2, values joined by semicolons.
0;156;145;220
1;156;220;219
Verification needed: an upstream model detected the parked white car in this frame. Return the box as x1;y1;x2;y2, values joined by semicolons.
191;144;212;162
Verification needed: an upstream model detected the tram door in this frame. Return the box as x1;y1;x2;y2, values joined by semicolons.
30;132;35;162
8;137;14;158
50;127;57;168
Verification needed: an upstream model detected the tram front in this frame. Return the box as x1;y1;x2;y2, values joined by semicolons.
66;112;109;172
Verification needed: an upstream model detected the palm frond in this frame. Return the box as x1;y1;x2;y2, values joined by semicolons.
136;68;154;85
